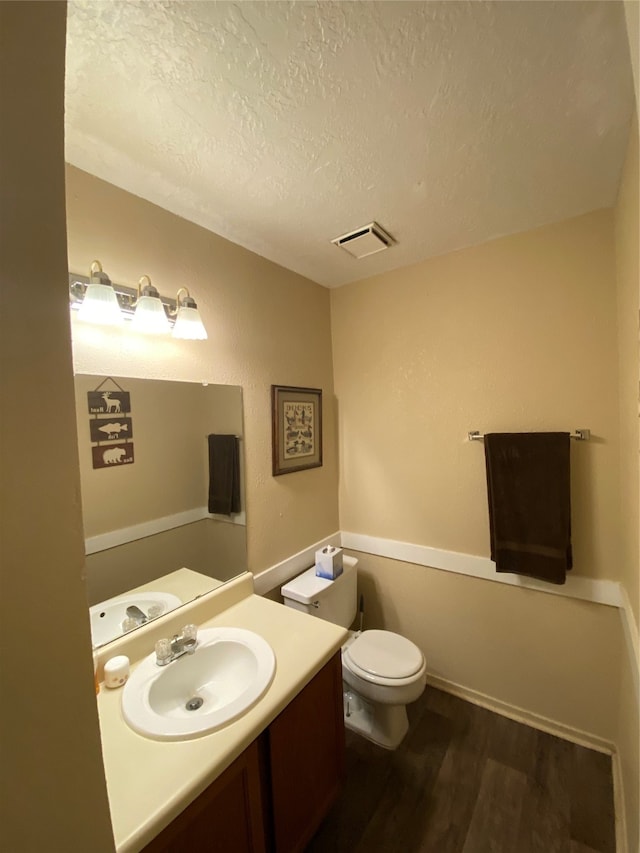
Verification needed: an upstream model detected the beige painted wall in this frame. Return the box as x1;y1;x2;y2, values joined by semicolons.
0;3;114;850
614;112;640;853
614;116;640;628
66;166;340;573
617;10;639;849
624;1;639;110
332;209;620;582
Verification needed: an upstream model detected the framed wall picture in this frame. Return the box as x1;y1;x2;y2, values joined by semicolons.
271;385;323;476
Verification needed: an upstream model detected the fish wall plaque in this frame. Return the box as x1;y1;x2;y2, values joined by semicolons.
89;418;133;443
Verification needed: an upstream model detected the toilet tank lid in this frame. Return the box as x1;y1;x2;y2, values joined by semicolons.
281;556;356;605
281;567;333;604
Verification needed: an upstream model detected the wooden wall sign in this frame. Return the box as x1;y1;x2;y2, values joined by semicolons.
87;380;134;469
89;417;133;443
87;390;131;415
92;443;134;469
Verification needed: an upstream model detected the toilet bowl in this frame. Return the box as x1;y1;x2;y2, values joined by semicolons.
341;629;427;748
281;557;426;750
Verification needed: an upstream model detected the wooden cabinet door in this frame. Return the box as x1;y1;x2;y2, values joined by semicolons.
143;739;267;853
267;653;345;853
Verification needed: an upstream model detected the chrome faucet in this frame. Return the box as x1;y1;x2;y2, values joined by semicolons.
125;605;148;626
155;624;198;666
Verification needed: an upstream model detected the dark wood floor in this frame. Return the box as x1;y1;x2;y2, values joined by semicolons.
307;687;616;853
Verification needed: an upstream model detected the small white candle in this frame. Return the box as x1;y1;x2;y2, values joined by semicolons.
104;655;130;689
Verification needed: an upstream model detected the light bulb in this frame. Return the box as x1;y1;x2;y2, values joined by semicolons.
78;282;122;326
131;295;170;335
172;303;208;340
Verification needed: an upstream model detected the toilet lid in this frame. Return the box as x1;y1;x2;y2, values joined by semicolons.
345;630;423;679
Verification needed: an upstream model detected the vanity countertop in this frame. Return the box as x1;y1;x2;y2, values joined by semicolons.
96;574;348;853
120;566;225;605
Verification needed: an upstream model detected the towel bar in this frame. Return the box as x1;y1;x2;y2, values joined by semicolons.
468;429;590;442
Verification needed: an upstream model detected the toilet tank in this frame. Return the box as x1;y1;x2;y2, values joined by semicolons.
281;556;358;628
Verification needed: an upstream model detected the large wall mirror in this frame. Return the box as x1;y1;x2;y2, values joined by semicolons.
74;374;247;649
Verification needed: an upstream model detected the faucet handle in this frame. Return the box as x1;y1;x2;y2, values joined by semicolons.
155;638;172;666
182;624;198;653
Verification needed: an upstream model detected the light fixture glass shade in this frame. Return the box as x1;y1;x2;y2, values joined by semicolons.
172;305;208;340
131;295;171;335
77;282;123;325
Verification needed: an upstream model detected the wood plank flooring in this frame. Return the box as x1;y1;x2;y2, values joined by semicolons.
307;687;616;853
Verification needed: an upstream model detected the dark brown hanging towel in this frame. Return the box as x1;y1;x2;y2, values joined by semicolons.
208;434;241;516
484;432;572;585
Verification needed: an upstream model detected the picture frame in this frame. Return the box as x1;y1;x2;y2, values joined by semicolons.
271;385;323;476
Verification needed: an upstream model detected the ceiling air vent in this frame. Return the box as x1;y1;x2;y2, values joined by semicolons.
331;222;395;259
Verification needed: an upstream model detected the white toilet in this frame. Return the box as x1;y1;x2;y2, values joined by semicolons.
281;556;426;750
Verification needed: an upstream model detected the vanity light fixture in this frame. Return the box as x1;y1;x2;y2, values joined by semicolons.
69;266;208;340
131;275;171;335
76;260;123;326
171;288;208;340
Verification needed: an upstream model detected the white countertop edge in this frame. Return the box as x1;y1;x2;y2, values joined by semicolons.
97;586;348;853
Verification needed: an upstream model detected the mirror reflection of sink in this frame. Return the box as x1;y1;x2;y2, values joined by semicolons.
122;627;276;740
89;591;182;648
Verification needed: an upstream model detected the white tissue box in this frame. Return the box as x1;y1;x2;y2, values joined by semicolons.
315;546;343;579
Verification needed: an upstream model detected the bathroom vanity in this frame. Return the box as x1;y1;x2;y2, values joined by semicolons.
95;573;348;852
143;653;344;852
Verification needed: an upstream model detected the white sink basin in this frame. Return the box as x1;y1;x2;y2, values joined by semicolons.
122;627;276;740
90;591;182;648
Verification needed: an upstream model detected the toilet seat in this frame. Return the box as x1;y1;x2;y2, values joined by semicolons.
343;630;424;685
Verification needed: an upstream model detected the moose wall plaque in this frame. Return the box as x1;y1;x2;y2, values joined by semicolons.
87;390;131;415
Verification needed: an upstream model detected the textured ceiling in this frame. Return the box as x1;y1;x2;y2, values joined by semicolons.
65;1;634;288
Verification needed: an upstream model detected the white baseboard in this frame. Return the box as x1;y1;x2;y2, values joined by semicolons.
619;583;640;707
611;750;629;853
425;671;615;755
